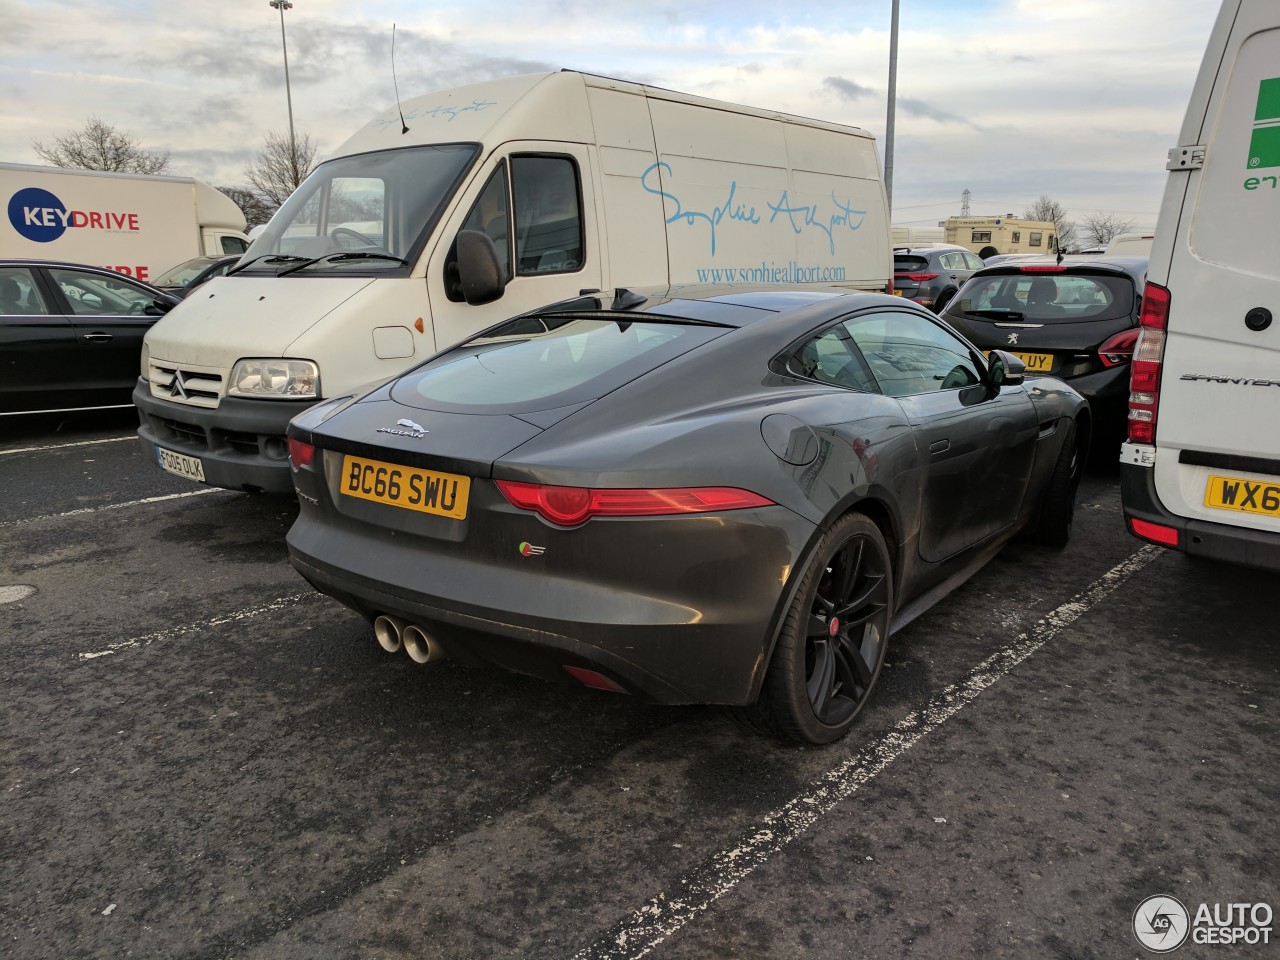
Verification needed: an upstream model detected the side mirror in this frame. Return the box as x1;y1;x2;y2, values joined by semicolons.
146;296;178;316
456;229;506;306
987;349;1026;387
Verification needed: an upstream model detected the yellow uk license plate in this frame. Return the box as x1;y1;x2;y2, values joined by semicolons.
1013;352;1053;372
340;454;470;519
1204;473;1280;517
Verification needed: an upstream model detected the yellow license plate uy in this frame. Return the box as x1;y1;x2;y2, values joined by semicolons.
1013;352;1053;372
340;454;470;519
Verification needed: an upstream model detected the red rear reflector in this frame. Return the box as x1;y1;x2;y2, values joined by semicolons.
288;438;315;469
895;272;939;282
1130;517;1179;547
496;480;774;526
1018;265;1066;273
563;665;629;693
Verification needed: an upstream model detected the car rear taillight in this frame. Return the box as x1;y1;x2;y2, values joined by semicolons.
495;480;775;527
896;272;939;282
288;438;315;469
1127;281;1170;445
1098;329;1140;367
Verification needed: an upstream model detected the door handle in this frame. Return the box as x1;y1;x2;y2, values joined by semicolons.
82;333;113;342
929;439;950;455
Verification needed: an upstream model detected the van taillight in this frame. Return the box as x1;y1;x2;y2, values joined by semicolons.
1127;281;1171;445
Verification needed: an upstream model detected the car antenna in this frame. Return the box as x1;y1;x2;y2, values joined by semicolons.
610;288;647;310
392;24;410;135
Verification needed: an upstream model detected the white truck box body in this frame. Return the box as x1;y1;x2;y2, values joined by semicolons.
1120;0;1280;569
136;70;891;493
1;164;249;281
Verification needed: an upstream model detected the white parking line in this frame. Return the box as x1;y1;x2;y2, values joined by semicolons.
0;435;136;456
0;488;228;528
574;544;1164;960
78;593;323;661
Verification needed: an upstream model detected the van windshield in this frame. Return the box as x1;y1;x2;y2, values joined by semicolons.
238;144;478;275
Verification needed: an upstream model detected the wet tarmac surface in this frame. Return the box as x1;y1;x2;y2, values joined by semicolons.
2;409;1276;959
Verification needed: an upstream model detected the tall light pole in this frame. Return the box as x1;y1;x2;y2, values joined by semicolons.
884;0;899;219
269;0;297;181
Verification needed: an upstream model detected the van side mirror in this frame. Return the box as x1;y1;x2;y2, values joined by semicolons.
987;349;1025;387
456;230;506;306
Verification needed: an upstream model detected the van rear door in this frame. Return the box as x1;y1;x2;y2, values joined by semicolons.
1149;0;1280;539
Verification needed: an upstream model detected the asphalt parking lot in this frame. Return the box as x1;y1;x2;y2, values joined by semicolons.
2;409;1277;960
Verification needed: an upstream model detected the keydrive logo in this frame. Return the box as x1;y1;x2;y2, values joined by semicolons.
8;187;141;242
1248;77;1280;170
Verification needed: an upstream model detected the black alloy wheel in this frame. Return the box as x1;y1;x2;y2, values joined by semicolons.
743;512;894;744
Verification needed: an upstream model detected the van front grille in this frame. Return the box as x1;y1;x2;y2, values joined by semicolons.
149;363;223;408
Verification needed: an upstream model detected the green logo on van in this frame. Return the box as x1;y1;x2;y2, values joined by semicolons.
1247;77;1280;169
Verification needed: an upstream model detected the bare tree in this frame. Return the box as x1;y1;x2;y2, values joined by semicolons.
1079;211;1136;248
217;186;275;229
32;116;170;174
1024;195;1077;252
244;130;320;209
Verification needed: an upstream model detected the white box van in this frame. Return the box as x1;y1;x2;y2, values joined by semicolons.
135;70;891;493
1120;0;1280;570
1102;232;1155;257
1;164;250;281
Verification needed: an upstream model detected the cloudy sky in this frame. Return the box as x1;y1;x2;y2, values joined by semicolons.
1;0;1222;230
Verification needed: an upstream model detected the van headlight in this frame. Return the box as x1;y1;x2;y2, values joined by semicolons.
228;359;320;399
140;342;150;380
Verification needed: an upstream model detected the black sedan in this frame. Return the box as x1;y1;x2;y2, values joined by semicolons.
151;254;240;299
0;259;178;415
286;287;1088;744
940;256;1148;446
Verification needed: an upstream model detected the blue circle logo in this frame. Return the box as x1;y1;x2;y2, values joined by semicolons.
8;187;67;242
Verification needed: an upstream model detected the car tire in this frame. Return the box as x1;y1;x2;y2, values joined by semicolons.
740;512;893;744
1031;419;1080;548
932;289;955;313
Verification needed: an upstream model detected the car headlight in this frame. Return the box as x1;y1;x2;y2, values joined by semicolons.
228;358;320;399
140;342;150;380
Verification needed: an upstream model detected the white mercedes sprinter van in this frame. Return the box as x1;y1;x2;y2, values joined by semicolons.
135;70;891;493
1121;0;1280;570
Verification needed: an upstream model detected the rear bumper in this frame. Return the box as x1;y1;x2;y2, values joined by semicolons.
1121;459;1280;571
285;480;816;705
134;379;314;493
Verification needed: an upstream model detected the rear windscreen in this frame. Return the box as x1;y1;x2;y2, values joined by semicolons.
894;256;929;272
390;315;726;412
950;273;1135;323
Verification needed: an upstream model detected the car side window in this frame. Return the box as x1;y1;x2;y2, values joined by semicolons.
964;252;985;270
49;268;158;317
0;267;50;315
221;236;249;255
842;310;983;397
940;252;962;270
510;155;583;276
788;326;878;392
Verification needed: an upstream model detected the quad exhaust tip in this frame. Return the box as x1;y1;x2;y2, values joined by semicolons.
402;623;446;664
374;614;447;664
373;614;405;654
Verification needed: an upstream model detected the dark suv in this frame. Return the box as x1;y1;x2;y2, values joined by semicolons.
940;256;1148;444
893;245;985;312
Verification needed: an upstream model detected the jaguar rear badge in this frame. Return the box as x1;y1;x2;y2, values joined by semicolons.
377;418;427;438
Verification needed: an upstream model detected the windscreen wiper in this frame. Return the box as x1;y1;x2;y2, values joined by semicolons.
225;254;310;276
277;251;409;277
